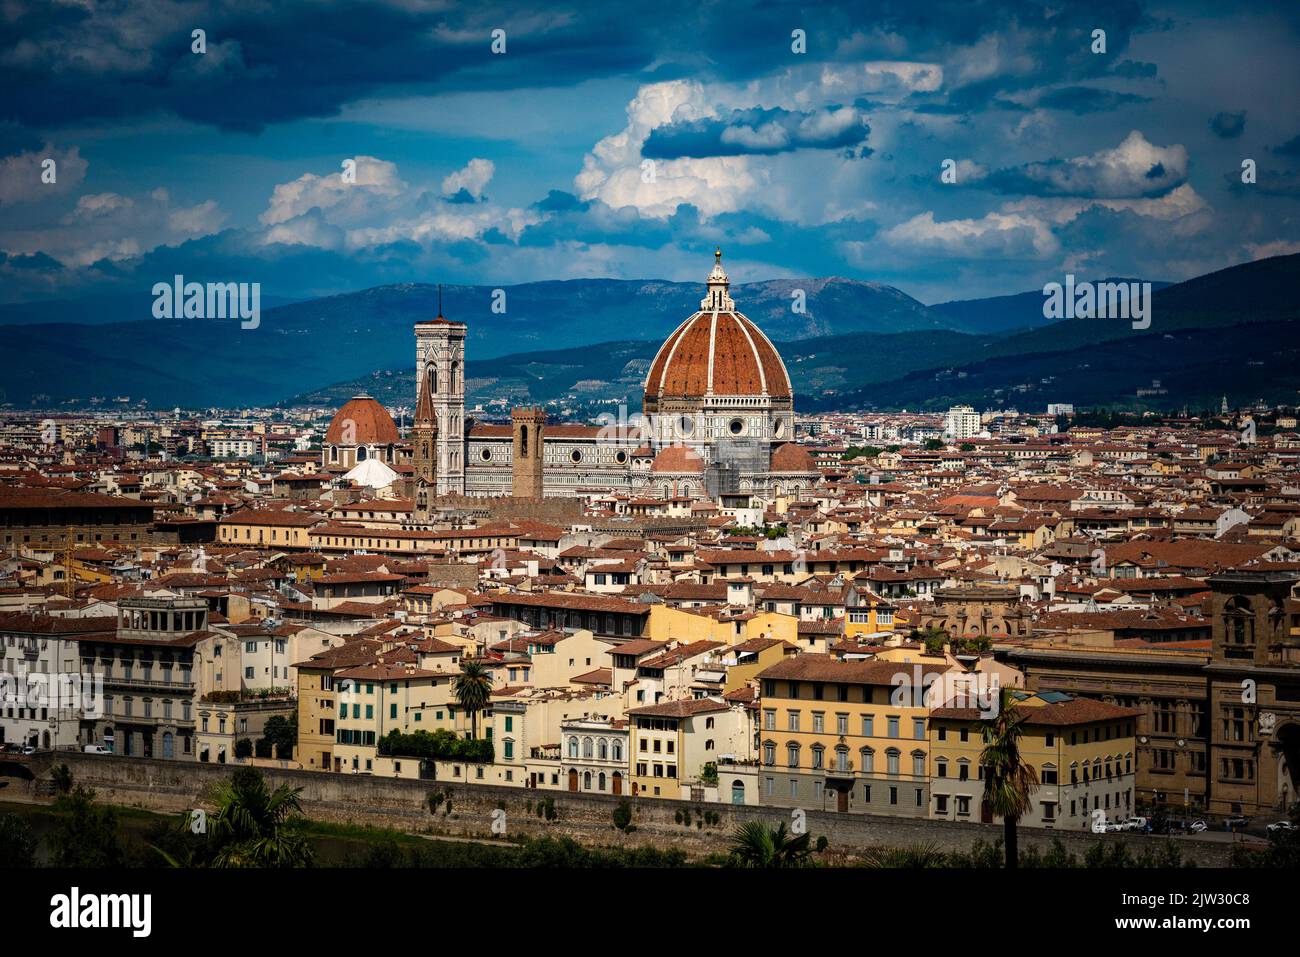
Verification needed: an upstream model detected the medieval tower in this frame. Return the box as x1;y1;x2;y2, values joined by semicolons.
411;359;438;523
511;407;546;499
414;292;466;497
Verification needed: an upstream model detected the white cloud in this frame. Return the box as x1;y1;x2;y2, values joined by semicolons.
0;144;88;205
260;156;403;226
441;158;495;198
1;187;225;266
881;210;1059;258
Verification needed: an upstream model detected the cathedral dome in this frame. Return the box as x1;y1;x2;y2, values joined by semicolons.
325;393;400;445
644;250;792;404
770;442;815;472
651;445;705;473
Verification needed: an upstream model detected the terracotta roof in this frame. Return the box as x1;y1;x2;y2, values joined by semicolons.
325;394;400;445
771;442;815;473
650;445;705;474
645;309;792;401
758;653;947;686
626;697;731;718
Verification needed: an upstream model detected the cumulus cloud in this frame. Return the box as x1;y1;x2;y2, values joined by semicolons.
441;158;495;200
643;106;869;159
260;156;539;251
260;156;404;227
1;186;226;267
0;144;88;205
984;131;1188;199
881;210;1059;258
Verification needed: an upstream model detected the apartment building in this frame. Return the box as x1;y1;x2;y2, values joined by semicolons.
751;655;949;816
928;691;1140;828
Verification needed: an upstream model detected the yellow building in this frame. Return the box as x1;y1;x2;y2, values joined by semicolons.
293;640;384;771
218;508;322;548
755;654;947;816
646;602;798;647
627;697;748;799
843;584;897;641
928;691;1140;829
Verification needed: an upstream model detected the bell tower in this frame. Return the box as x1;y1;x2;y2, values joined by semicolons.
412;361;438;522
511;407;546;499
414;286;466;496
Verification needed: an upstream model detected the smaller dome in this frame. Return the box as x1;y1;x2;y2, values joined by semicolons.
771;442;815;472
651;445;705;473
344;457;399;489
326;393;400;445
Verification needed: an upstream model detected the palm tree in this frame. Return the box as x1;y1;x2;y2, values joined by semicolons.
206;766;313;867
727;820;813;868
453;660;493;739
979;686;1039;869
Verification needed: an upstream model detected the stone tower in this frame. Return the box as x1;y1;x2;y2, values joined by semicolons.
411;361;438;523
511;407;546;499
414;290;466;496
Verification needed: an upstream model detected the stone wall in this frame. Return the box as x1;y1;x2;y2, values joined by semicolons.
21;752;1234;865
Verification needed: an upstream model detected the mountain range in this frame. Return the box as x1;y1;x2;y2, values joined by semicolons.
2;254;1297;412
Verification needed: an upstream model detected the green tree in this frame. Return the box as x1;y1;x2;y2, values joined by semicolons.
979;687;1039;869
259;713;297;760
0;813;38;867
51;762;74;794
235;737;254;759
923;438;945;451
49;786;125;868
727;821;813;868
206;766;313;868
918;625;949;655
453;661;493;739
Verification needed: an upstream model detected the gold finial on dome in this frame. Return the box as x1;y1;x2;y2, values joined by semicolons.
715;247;722;263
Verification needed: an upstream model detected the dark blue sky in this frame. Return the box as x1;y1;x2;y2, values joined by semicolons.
2;0;1299;306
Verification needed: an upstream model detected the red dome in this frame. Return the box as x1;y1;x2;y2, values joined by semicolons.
770;442;815;472
325;394;400;445
644;252;792;405
650;445;705;473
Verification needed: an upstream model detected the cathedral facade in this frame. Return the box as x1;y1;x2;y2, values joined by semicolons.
327;251;819;520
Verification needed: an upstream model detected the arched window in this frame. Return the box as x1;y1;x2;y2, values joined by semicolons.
787;743;800;767
357;446;368;461
612;740;623;761
598;772;606;791
911;750;925;777
583;771;592;790
583;736;593;758
811;745;825;769
598;738;608;760
568;736;578;759
860;747;874;773
520;425;529;457
835;746;849;772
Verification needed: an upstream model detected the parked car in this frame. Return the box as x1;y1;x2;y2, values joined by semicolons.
20;746;36;755
1122;816;1149;832
1188;819;1208;833
1224;815;1249;829
1266;820;1296;834
0;743;20;754
82;744;111;754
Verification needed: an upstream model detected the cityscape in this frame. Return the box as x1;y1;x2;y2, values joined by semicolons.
0;0;1297;933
